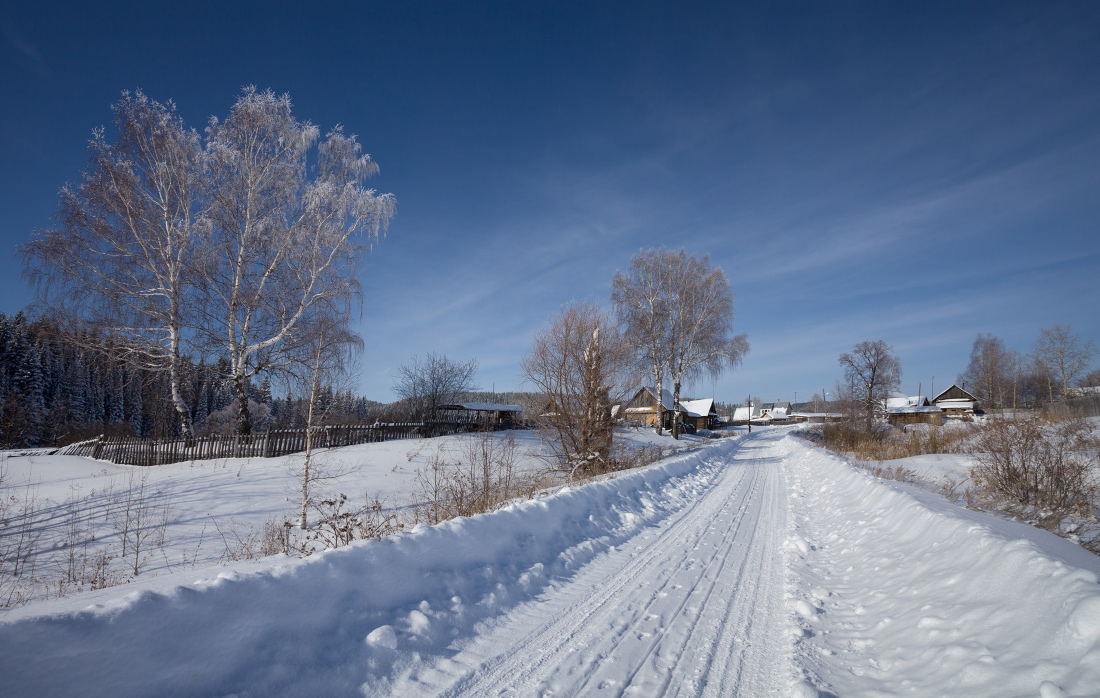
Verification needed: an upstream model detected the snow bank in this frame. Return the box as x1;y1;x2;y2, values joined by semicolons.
0;437;740;697
784;435;1100;697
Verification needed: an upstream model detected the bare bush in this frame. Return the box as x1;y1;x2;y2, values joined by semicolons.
412;433;543;525
0;465;42;607
974;417;1097;513
812;420;972;461
611;443;664;471
460;430;518;511
111;471;172;577
213;516;298;562
302;493;402;552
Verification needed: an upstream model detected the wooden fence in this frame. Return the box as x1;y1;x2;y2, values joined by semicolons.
56;421;482;467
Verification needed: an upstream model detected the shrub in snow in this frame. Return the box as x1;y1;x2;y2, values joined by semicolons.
974;417;1097;513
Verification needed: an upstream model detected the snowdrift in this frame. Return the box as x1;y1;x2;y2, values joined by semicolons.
0;438;736;697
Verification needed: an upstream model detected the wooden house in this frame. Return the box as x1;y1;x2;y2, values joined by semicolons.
756;401;793;424
680;398;720;430
931;385;982;421
621;387;677;429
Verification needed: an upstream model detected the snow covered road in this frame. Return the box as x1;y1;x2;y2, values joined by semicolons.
402;435;789;697
4;429;1100;697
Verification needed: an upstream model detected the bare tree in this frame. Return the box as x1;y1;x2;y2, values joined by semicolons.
392;353;479;421
662;251;749;439
1032;324;1096;402
838;340;901;428
22;91;202;438
958;333;1016;411
522;302;631;477
611;249;673;434
1084;368;1100;388
286;312;363;529
199;87;395;434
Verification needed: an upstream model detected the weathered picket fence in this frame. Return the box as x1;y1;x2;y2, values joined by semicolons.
57;422;475;467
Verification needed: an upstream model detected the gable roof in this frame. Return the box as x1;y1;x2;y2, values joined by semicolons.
679;398;716;418
625;386;676;411
759;401;791;412
932;384;978;403
885;394;931;410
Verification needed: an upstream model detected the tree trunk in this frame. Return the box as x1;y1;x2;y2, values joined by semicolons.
235;370;252;435
652;363;664;436
672;380;682;440
300;424;313;529
169;356;194;441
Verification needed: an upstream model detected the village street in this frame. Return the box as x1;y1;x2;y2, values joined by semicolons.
3;430;1100;697
403;434;790;697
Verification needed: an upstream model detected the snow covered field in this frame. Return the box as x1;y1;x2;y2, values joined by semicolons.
3;427;1100;696
0;426;705;605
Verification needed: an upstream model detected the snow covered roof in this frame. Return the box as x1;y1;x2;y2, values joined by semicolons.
732;406;752;420
885;395;931;410
628;387;676;411
679;398;715;418
759;402;790;417
440;403;523;413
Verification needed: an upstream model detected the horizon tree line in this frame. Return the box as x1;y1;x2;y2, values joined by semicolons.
0;312;391;448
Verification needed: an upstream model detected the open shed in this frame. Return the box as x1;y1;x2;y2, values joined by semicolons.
437;402;523;428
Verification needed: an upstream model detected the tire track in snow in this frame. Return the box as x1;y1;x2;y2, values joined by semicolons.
572;464;765;697
420;433;790;697
665;444;788;698
430;462;755;696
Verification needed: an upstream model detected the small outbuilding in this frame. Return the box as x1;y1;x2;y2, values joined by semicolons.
729;405;753;425
437;402;523;428
884;394;944;426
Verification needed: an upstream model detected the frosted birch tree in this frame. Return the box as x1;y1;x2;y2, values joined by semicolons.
199;88;395;434
22;91;202;438
661;251;749;439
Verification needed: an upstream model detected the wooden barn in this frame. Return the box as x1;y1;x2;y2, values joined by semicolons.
884;394;944;426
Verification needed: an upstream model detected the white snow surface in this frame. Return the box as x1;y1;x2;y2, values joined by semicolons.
2;428;1100;696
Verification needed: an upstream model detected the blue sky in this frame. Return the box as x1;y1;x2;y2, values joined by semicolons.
2;1;1098;404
